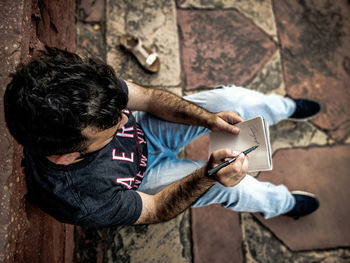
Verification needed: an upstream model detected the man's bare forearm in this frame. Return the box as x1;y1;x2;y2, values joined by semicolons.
138;166;215;224
155;166;214;222
127;81;243;134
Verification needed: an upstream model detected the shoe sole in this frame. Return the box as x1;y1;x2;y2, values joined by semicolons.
287;111;321;122
291;190;316;197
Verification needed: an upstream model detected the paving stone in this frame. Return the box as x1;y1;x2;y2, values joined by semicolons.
76;22;105;60
106;0;181;87
246;50;286;96
108;211;191;263
241;213;350;263
256;145;350;250
274;0;350;142
192;205;242;263
177;0;278;39
269;120;331;154
77;0;104;23
178;9;276;90
75;211;191;262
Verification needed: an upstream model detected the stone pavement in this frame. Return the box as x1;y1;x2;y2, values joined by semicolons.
75;0;350;262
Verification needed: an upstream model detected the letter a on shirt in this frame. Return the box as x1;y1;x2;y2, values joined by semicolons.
116;177;135;189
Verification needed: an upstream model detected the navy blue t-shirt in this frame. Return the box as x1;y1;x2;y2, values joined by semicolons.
24;79;148;228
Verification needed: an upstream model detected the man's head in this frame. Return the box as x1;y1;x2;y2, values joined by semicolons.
4;48;128;156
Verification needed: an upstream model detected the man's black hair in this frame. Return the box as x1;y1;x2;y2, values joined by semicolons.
4;48;128;156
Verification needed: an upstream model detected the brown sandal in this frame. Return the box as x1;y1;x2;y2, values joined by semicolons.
120;34;161;73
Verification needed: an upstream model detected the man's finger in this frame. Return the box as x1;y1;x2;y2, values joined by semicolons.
221;153;244;175
230;153;245;168
241;154;249;173
215;117;239;134
227;113;244;124
211;148;236;162
216;113;242;134
224;122;240;134
220;111;244;123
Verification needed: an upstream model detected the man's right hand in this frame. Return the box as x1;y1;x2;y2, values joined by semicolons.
134;148;248;225
207;149;248;187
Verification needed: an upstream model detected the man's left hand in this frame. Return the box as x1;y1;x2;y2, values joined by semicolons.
207;111;244;134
